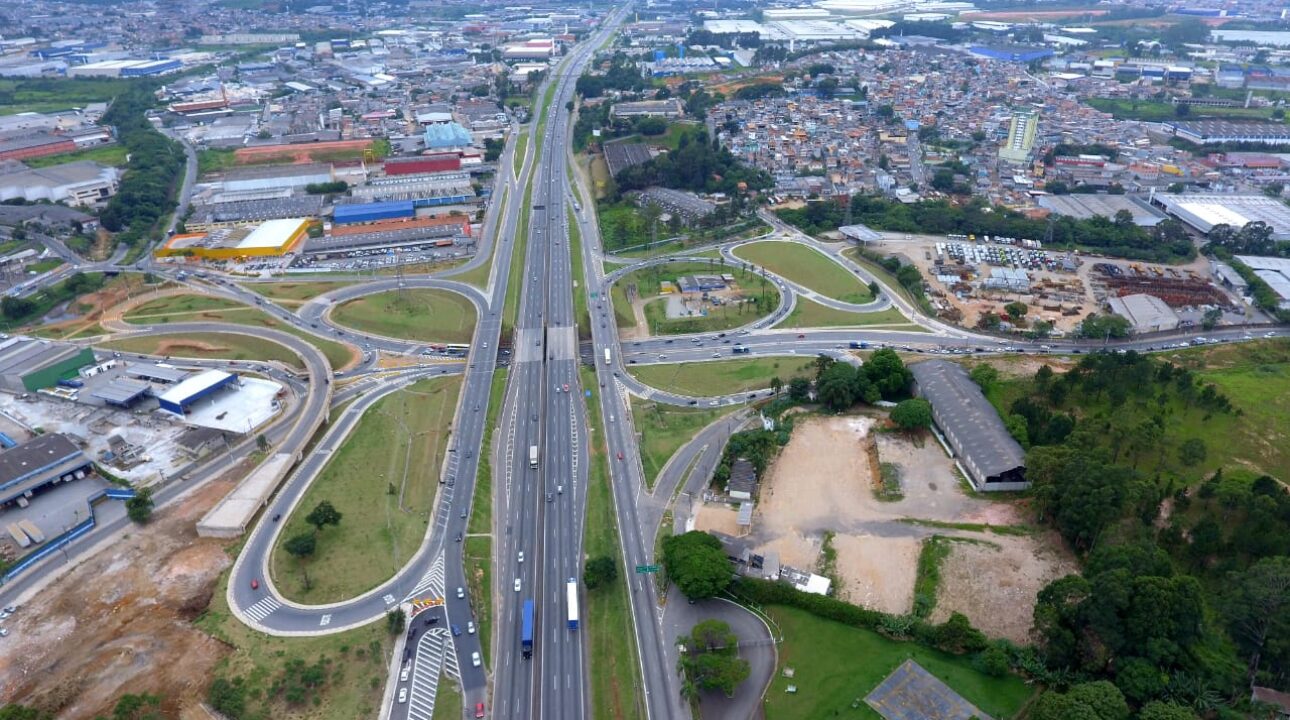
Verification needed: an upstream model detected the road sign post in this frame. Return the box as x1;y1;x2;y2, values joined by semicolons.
635;564;659;574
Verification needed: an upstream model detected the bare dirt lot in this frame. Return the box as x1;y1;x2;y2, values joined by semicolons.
930;536;1078;643
0;469;243;718
745;415;1069;630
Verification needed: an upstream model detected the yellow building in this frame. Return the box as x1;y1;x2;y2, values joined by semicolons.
154;218;310;260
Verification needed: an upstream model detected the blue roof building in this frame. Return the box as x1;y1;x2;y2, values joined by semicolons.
424;122;472;149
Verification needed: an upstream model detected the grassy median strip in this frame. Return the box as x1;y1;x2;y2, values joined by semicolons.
102;332;306;370
580;367;646;720
470;368;507;536
196;558;395;720
433;678;463;719
241;281;357;307
569;207;591;338
629;398;726;491
775;297;918;330
512;131;528;177
735;241;874;304
122;293;356;369
330;288;476;344
463;535;493;668
270;376;462;603
501;181;534;339
628;357;815;397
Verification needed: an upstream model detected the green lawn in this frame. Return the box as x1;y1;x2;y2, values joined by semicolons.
614;261;780;336
330;288;476;344
764;605;1036;720
502;181;534;338
629;399;727;490
513;131;528;177
581;368;646;720
629;357;815;397
1086;97;1277;122
24;258;65;274
433;677;462;720
124;294;247;319
735;241;873;304
101;332;305;369
776;297;918;330
570;207;591;339
195;557;394;720
25;143;130;168
470;369;507;535
241;281;357;306
463;536;492;668
198;148;238;174
0;77;133;115
271;376;462;603
124;293;356;369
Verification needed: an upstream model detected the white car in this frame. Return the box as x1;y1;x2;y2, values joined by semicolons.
399;687;408;703
467;621;476;635
400;665;410;682
518;551;525;563
472;651;482;667
514;578;522;592
456;586;465;599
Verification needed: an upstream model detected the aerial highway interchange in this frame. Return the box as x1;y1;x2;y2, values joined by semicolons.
3;15;1289;720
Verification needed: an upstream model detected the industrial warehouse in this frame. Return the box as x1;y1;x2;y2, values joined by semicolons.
154;217;311;260
909;360;1028;492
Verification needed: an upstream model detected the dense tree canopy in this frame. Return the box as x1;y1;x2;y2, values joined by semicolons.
662;531;733;600
614;127;771;196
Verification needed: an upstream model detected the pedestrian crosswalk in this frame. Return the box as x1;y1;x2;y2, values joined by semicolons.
243;595;281;623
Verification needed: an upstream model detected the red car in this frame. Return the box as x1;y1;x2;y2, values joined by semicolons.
797;333;806;339
250;578;259;590
475;702;486;718
616;451;624;460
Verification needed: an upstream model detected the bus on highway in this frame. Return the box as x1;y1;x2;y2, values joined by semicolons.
445;343;470;355
529;445;538;469
603;348;611;365
521;599;534;659
566;578;579;630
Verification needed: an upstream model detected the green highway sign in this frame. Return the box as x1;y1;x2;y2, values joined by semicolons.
635;565;659;574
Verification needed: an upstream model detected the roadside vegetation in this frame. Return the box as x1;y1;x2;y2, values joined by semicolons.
330;288;476;344
628;399;727;490
628;357;814;397
102;332;304;369
1;271;108;330
579;367;646;720
611;260;779;335
463;536;492;667
469;369;507;535
775;297;915;330
241;281;356;307
120;293;354;369
270;376;461;602
734;241;874;304
196;565;393;720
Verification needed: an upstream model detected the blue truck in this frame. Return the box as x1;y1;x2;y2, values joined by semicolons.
848;341;869;349
521;599;534;659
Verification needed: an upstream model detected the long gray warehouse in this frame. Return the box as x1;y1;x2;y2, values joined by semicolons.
0;433;93;507
910;360;1028;492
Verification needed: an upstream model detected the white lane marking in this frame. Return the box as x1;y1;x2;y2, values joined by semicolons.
243;596;281;622
320;614;331;627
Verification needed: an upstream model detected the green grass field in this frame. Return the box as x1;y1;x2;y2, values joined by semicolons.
470;369;507;535
124;294;247;319
775;297;918;330
463;536;492;668
198;148;238;174
570;207;591;339
124;293;356;369
25;143;130;168
764;605;1035;720
735;241;873;304
433;678;462;720
330;289;476;344
629;399;727;490
196;557;394;720
502;181;534;338
513;131;529;177
270;376;462;603
1086;97;1276;122
241;281;356;306
24;258;65;274
0;77;133;115
101;332;305;368
983;339;1290;484
613;261;780;336
581;368;646;720
629;357;815;397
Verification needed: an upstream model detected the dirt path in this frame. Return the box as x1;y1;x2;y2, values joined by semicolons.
0;463;251;718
